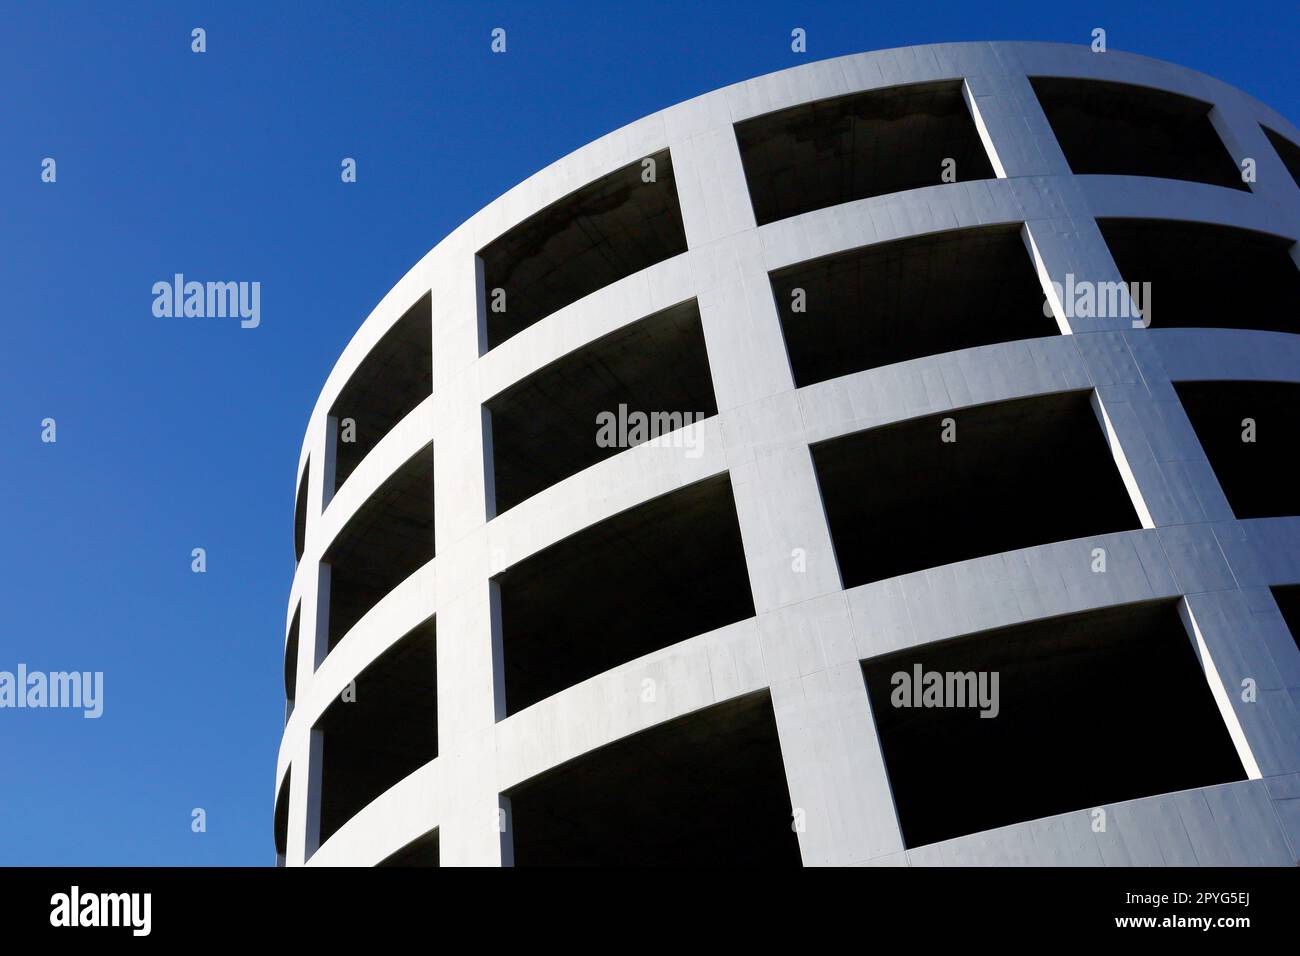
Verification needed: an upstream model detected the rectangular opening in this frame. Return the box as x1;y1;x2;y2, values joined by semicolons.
1099;219;1300;334
329;293;432;495
315;617;437;846
486;300;717;515
506;691;800;865
735;79;996;227
1272;585;1300;654
770;225;1055;387
377;828;440;868
284;605;300;721
294;460;309;563
862;599;1247;848
324;443;434;655
1175;380;1300;519
1262;126;1300;189
274;769;290;863
479;149;688;352
812;391;1141;588
496;474;754;715
1030;77;1246;190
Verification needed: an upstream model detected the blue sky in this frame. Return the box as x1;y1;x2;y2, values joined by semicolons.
0;1;1295;866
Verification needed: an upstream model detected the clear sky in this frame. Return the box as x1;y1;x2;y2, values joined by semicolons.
0;0;1296;866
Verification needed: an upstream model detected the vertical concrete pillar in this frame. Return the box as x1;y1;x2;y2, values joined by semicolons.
285;399;334;864
285;730;323;865
666;89;906;865
1209;92;1300;219
976;63;1300;792
429;238;509;865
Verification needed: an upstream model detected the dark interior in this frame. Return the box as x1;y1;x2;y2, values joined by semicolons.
316;618;438;846
284;605;299;718
812;390;1141;588
1099;219;1300;335
507;691;800;866
1262;126;1300;189
377;828;440;868
770;224;1055;387
274;769;290;862
1031;77;1246;190
487;299;717;515
862;599;1247;848
1175;380;1300;519
479;149;688;351
294;460;310;563
736;79;996;226
496;474;754;715
1271;584;1300;655
329;293;433;495
324;444;434;654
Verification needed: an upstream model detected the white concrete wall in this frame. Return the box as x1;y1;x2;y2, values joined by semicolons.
277;41;1300;866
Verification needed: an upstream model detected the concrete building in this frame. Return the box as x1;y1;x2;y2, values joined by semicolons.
275;41;1300;866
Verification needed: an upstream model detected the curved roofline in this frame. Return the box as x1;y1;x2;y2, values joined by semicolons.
291;39;1299;488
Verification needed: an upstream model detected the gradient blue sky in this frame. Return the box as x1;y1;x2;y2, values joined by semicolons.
0;1;1296;866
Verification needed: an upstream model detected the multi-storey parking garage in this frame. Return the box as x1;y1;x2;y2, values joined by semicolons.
276;41;1300;867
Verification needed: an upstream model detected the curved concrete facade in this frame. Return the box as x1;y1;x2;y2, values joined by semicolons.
277;41;1300;866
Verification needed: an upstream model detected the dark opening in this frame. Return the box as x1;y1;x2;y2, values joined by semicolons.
329;293;433;494
316;618;437;846
812;390;1141;588
487;300;718;515
507;691;800;866
1031;77;1246;190
497;474;754;715
1262;126;1300;189
274;769;290;861
284;605;299;719
862;599;1247;848
1175;380;1300;519
294;461;310;563
479;150;688;352
771;224;1054;387
1272;585;1300;654
377;828;440;868
735;79;996;226
1099;219;1300;334
324;443;434;655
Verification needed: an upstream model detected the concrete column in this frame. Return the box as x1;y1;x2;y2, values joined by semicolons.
963;72;1071;178
434;553;507;865
667;89;906;865
428;238;507;865
762;596;906;864
284;403;334;862
1209;92;1300;221
980;67;1300;794
285;729;323;865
